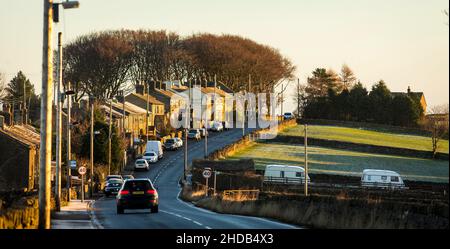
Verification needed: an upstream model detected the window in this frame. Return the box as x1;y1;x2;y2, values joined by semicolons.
296;172;303;178
367;175;371;181
381;176;387;181
391;176;399;182
124;180;151;191
280;171;285;178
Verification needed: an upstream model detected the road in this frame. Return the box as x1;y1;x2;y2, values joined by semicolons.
92;128;297;229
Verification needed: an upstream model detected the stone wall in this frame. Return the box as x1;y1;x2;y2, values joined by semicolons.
269;135;449;160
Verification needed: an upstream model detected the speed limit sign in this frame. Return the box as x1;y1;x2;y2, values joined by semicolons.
78;166;87;175
202;168;212;179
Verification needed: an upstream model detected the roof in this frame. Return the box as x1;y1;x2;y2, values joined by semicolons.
0;125;40;149
207;81;234;93
125;93;164;112
106;100;147;117
266;165;305;171
362;169;401;176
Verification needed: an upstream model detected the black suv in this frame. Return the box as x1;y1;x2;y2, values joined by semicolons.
116;178;159;214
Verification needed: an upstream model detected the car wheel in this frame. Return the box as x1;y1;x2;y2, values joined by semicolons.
117;206;124;214
151;205;159;213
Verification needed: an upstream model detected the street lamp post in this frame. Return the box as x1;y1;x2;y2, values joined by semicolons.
55;32;63;212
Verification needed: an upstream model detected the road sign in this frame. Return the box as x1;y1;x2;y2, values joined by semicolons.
70;160;77;169
202;168;212;179
78;166;87;175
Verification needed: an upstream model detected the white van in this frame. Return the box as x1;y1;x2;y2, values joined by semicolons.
361;169;405;189
145;140;163;159
263;165;310;184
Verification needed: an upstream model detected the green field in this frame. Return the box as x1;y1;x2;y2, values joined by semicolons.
281;125;449;154
228;143;449;183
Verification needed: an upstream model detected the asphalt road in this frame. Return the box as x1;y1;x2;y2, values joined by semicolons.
92;128;297;229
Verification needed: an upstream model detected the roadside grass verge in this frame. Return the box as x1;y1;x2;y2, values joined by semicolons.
281;125;449;154
228;143;449;183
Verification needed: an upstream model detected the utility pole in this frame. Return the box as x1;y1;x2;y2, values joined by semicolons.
38;0;53;229
23;79;27;125
55;32;63;211
281;83;284;117
184;80;191;181
204;78;208;158
304;124;308;197
66;81;72;202
90;98;94;198
297;78;300;118
121;91;126;173
146;82;149;142
213;171;217;196
108;99;112;175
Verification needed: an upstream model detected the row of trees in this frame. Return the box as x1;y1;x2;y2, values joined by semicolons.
63;30;296;102
295;65;424;127
0;71;40;125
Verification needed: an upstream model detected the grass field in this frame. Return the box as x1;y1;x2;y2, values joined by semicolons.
228;143;449;183
280;125;449;154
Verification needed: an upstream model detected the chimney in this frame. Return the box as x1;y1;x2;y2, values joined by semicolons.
407;86;411;94
136;84;144;95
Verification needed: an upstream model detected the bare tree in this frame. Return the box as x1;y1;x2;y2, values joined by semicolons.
0;71;6;99
422;104;449;157
340;64;357;90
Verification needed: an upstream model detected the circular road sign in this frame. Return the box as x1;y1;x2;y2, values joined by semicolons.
78;166;87;175
202;168;212;179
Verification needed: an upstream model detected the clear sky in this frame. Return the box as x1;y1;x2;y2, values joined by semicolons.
0;0;448;112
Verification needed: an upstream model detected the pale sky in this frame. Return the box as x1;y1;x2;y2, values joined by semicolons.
0;0;448;113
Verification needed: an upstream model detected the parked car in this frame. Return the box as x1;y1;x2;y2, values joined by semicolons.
104;178;124;197
145;140;163;159
122;175;135;180
361;169;405;189
210;121;224;132
106;175;123;181
173;137;183;148
187;129;201;140
263;165;310;184
163;138;178;151
116;178;159;214
283;112;294;120
199;128;208;137
142;151;158;164
134;158;150;171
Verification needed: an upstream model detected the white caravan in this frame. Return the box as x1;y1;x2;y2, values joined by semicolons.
361;169;405;189
145;140;163;159
263;165;310;184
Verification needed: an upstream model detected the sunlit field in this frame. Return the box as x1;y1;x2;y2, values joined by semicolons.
228;143;449;183
281;125;449;154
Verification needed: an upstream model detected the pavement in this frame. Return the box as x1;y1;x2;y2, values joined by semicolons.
91;128;298;229
51;199;100;229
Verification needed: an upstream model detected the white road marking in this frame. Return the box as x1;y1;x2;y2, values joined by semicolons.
160;210;208;229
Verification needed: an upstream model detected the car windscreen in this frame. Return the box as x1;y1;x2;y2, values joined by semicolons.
136;159;146;164
123;180;151;191
144;152;156;156
107;179;123;185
